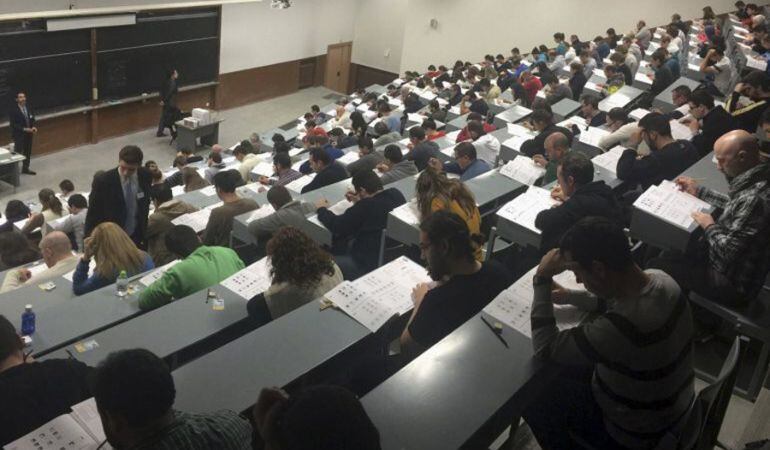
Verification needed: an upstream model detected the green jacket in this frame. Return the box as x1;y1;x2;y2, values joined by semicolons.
138;246;245;311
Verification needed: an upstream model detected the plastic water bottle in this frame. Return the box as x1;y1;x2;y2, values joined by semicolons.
116;270;128;297
21;305;35;336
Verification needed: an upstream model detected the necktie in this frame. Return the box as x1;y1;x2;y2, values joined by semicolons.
123;177;137;237
21;106;29;126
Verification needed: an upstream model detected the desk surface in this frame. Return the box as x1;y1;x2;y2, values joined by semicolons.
173;300;370;413
598;85;645;112
363;312;554;450
681;151;729;195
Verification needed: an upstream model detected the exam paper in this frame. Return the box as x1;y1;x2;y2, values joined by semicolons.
62;259;96;282
496;186;557;233
499;157;546;185
633;181;712;229
390;200;421;225
199;185;217;197
250;162;275;178
337;152;361;165
139;260;181;287
171;208;213;233
591;146;625;176
220;257;272;300
579;127;610;148
285;174;316;193
244;204;276;224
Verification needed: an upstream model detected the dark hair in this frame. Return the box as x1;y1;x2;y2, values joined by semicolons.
559;152;594;185
5;200;31;221
0;315;23;362
383;144;403;163
466;120;485;137
421;118;437;131
467;112;483;122
530;109;553;125
580;94;600;109
93;349;176;428
559;217;632;270
454;142;477;160
309;147;331;165
39;188;63;216
267;227;336;289
165;225;201;258
311;104;320;113
350;112;368;135
0;231;39;267
239;139;254;154
68;193;88;209
689;89;716;109
374;121;390;136
233;144;250;156
172;155;187;168
267;185;293;209
352;170;383;194
607;107;629;123
742;71;770;91
409;126;426;141
420;211;478;263
213;169;241;193
651;48;668;63
358;136;374;152
59;179;74;193
274;152;292;169
308;135;329;147
272;133;286;144
761;106;770;125
672;85;693;100
119;145;143;165
638;112;673;137
274;142;291;154
305;120;317;130
208;152;222;164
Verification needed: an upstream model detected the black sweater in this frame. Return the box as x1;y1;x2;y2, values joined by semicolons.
300;162;349;194
616;140;699;189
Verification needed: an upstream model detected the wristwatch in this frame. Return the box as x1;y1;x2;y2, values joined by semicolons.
532;274;553;286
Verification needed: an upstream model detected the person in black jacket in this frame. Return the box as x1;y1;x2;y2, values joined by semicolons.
684;90;740;156
9;92;37;175
85;145;153;248
535;152;623;253
315;170;406;279
616;113;699;189
649;49;675;98
521;109;574;157
725;71;770;133
157;68;179;137
300;147;349;194
569;62;588;101
405;126;440;171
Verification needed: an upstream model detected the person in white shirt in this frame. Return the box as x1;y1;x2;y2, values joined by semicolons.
0;232;79;293
467;120;500;166
48;194;88;253
579;51;597;80
234;143;259;183
700;47;734;97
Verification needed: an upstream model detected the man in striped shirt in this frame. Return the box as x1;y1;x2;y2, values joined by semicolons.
93;349;251;450
524;217;695;449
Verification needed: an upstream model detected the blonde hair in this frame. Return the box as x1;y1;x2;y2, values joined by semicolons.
90;222;146;278
415;169;477;219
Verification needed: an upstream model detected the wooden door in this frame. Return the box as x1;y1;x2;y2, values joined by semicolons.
325;42;352;93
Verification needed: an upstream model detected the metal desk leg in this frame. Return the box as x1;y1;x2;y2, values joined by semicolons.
485;227;498;262
377;231;386;267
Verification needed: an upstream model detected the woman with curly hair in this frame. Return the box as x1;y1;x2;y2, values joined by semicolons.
255;226;343;320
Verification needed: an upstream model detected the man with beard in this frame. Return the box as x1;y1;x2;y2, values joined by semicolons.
616;112;699;189
399;211;512;359
649;130;770;306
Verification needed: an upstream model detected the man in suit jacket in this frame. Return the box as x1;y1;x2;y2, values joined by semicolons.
9;92;37;174
157;69;179;137
86;145;153;247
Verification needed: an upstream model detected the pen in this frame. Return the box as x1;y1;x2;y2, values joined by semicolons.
65;349;76;360
480;316;509;348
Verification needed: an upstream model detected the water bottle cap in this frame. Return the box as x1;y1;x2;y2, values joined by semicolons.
119;270;127;276
25;304;32;310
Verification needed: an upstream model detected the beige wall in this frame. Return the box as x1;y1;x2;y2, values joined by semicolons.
350;0;409;74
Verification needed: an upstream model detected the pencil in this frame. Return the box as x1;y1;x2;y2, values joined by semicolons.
480;316;509;348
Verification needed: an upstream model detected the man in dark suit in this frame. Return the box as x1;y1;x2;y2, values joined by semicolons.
85;145;152;247
157;69;179;137
9;92;37;175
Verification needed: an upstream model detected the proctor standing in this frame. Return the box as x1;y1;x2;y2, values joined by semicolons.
10;92;37;175
157;69;179;137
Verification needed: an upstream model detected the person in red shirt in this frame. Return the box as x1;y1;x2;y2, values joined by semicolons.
520;71;543;105
423;118;446;141
455;113;496;143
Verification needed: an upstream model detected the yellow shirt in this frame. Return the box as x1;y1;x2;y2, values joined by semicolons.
431;197;483;261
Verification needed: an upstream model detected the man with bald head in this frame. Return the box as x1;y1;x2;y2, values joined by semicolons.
650;130;770;305
534;131;571;185
0;231;79;293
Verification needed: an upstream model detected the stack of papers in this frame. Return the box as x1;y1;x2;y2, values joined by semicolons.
629;108;650;121
483;266;587;339
670;121;694;141
220;257;272;300
499;157;546;185
324;256;431;332
171;208;213;233
139;260;181;287
250;162;275;178
591;146;626;176
633;180;712;229
390;200;421;225
496;186;557;233
285;174;316;193
579;127;610;148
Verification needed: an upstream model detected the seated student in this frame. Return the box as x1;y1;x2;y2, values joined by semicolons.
684;90;740;156
248;186;315;241
248;133;263;153
545;77;573;105
299;135;345;174
93;349;251;449
609;52;633;85
73;222;154;296
146;184;198;266
182;167;210;193
0;232;79;294
665;85;693;120
248;227;343;322
579;94;607;127
203;170;259;247
204;151;226;184
635;19;652;49
651;130;770;306
416;169;483;261
234;143;260;183
455;112;496;142
347;136;385;176
0;231;39;272
331;103;352;129
524;217;694;450
372;121;401;147
0;315;93;446
479;77;501;101
258;152;303;187
428;142;491;181
726;71;770;132
663;48;681;80
598;64;625;97
427;99;448;123
700;46;734;97
254;385;381;450
535;153;623;252
58;179;75;200
163;155;188;188
23;189;64;235
177;147;203;164
139;225;244;310
467;120;501;165
46;193;88;252
302;120;328;144
377;144;418;184
379;103;401;133
643;49;675;101
533;131;571;185
400;211;510;358
460;91;490;116
521;109;574;157
316;171;406;279
300;147;350;194
617;113;699;189
568;62;588;101
422;118;446;141
404;126;440;171
597;108;646;152
311;104;329;124
579;51;597;79
329;127;359;150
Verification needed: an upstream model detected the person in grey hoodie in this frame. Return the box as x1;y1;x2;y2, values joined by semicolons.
248;185;315;242
378;144;418;185
204;151;227;184
347;136;385;176
373;120;402;147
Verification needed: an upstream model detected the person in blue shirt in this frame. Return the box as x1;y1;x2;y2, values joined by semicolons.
73;222;154;296
428;142;491;181
595;36;611;60
379;103;401;133
664;50;681;80
554;32;568;55
299;135;344;174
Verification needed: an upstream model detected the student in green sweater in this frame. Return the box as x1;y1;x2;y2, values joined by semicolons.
138;225;245;311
